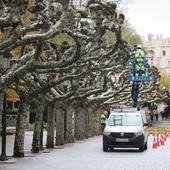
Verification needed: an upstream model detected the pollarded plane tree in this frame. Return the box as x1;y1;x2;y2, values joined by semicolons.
18;0;131;149
26;1;129;144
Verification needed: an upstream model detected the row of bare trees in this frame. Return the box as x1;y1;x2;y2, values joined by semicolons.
0;0;162;160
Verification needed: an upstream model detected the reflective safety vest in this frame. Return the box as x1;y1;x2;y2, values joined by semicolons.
135;49;145;74
136;63;144;71
135;49;145;63
135;49;145;58
100;114;106;124
153;102;158;109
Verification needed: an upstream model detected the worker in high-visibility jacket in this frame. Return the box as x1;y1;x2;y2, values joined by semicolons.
100;111;108;132
135;44;145;76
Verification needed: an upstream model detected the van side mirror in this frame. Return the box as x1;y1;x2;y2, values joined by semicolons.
143;122;149;126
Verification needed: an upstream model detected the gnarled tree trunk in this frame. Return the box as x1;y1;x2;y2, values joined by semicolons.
65;104;74;143
55;108;64;146
13;94;28;157
88;104;101;137
31;94;45;153
74;103;87;140
0;92;8;161
0;92;3;132
46;103;55;148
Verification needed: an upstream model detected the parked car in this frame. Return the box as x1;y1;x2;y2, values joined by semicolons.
103;108;148;152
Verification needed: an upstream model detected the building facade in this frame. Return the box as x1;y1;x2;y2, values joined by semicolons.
144;34;170;74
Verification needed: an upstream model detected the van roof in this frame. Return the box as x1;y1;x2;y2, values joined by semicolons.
111;107;140;112
110;112;140;116
110;108;143;115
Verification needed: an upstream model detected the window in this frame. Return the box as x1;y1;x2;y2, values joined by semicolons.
162;50;166;56
6;101;13;109
108;114;142;126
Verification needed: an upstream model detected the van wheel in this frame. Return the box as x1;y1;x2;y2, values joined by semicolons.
144;143;147;150
103;145;108;152
139;145;144;152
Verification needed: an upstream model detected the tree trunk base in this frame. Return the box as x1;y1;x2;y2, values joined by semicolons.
75;135;84;141
46;136;54;149
13;152;24;158
46;144;54;149
65;137;74;144
55;138;64;146
40;146;45;150
0;154;8;161
31;147;40;153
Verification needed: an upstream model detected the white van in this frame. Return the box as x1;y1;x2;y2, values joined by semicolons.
103;108;148;152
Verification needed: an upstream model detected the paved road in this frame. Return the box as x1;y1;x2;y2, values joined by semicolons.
1;133;170;170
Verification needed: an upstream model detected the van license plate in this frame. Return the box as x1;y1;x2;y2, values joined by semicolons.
116;138;129;142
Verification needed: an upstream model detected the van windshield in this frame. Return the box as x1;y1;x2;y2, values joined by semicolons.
108;114;142;126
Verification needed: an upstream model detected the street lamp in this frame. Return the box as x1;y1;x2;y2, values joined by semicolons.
0;26;14;161
0;92;8;161
40;74;48;150
0;52;11;161
63;81;69;141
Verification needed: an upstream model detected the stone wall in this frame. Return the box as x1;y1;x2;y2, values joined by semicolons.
144;34;170;73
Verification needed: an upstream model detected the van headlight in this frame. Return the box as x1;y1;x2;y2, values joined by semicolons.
135;131;143;136
103;130;111;136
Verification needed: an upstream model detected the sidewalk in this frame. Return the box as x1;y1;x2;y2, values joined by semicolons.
0;131;47;156
152;119;170;128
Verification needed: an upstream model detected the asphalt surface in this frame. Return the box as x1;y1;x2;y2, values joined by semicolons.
0;132;170;170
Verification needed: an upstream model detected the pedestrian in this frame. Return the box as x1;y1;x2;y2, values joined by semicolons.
100;111;108;132
164;106;170;120
134;44;145;77
149;109;154;123
159;102;166;120
160;111;165;120
153;108;159;121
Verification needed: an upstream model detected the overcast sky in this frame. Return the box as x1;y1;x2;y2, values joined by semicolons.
126;0;170;39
